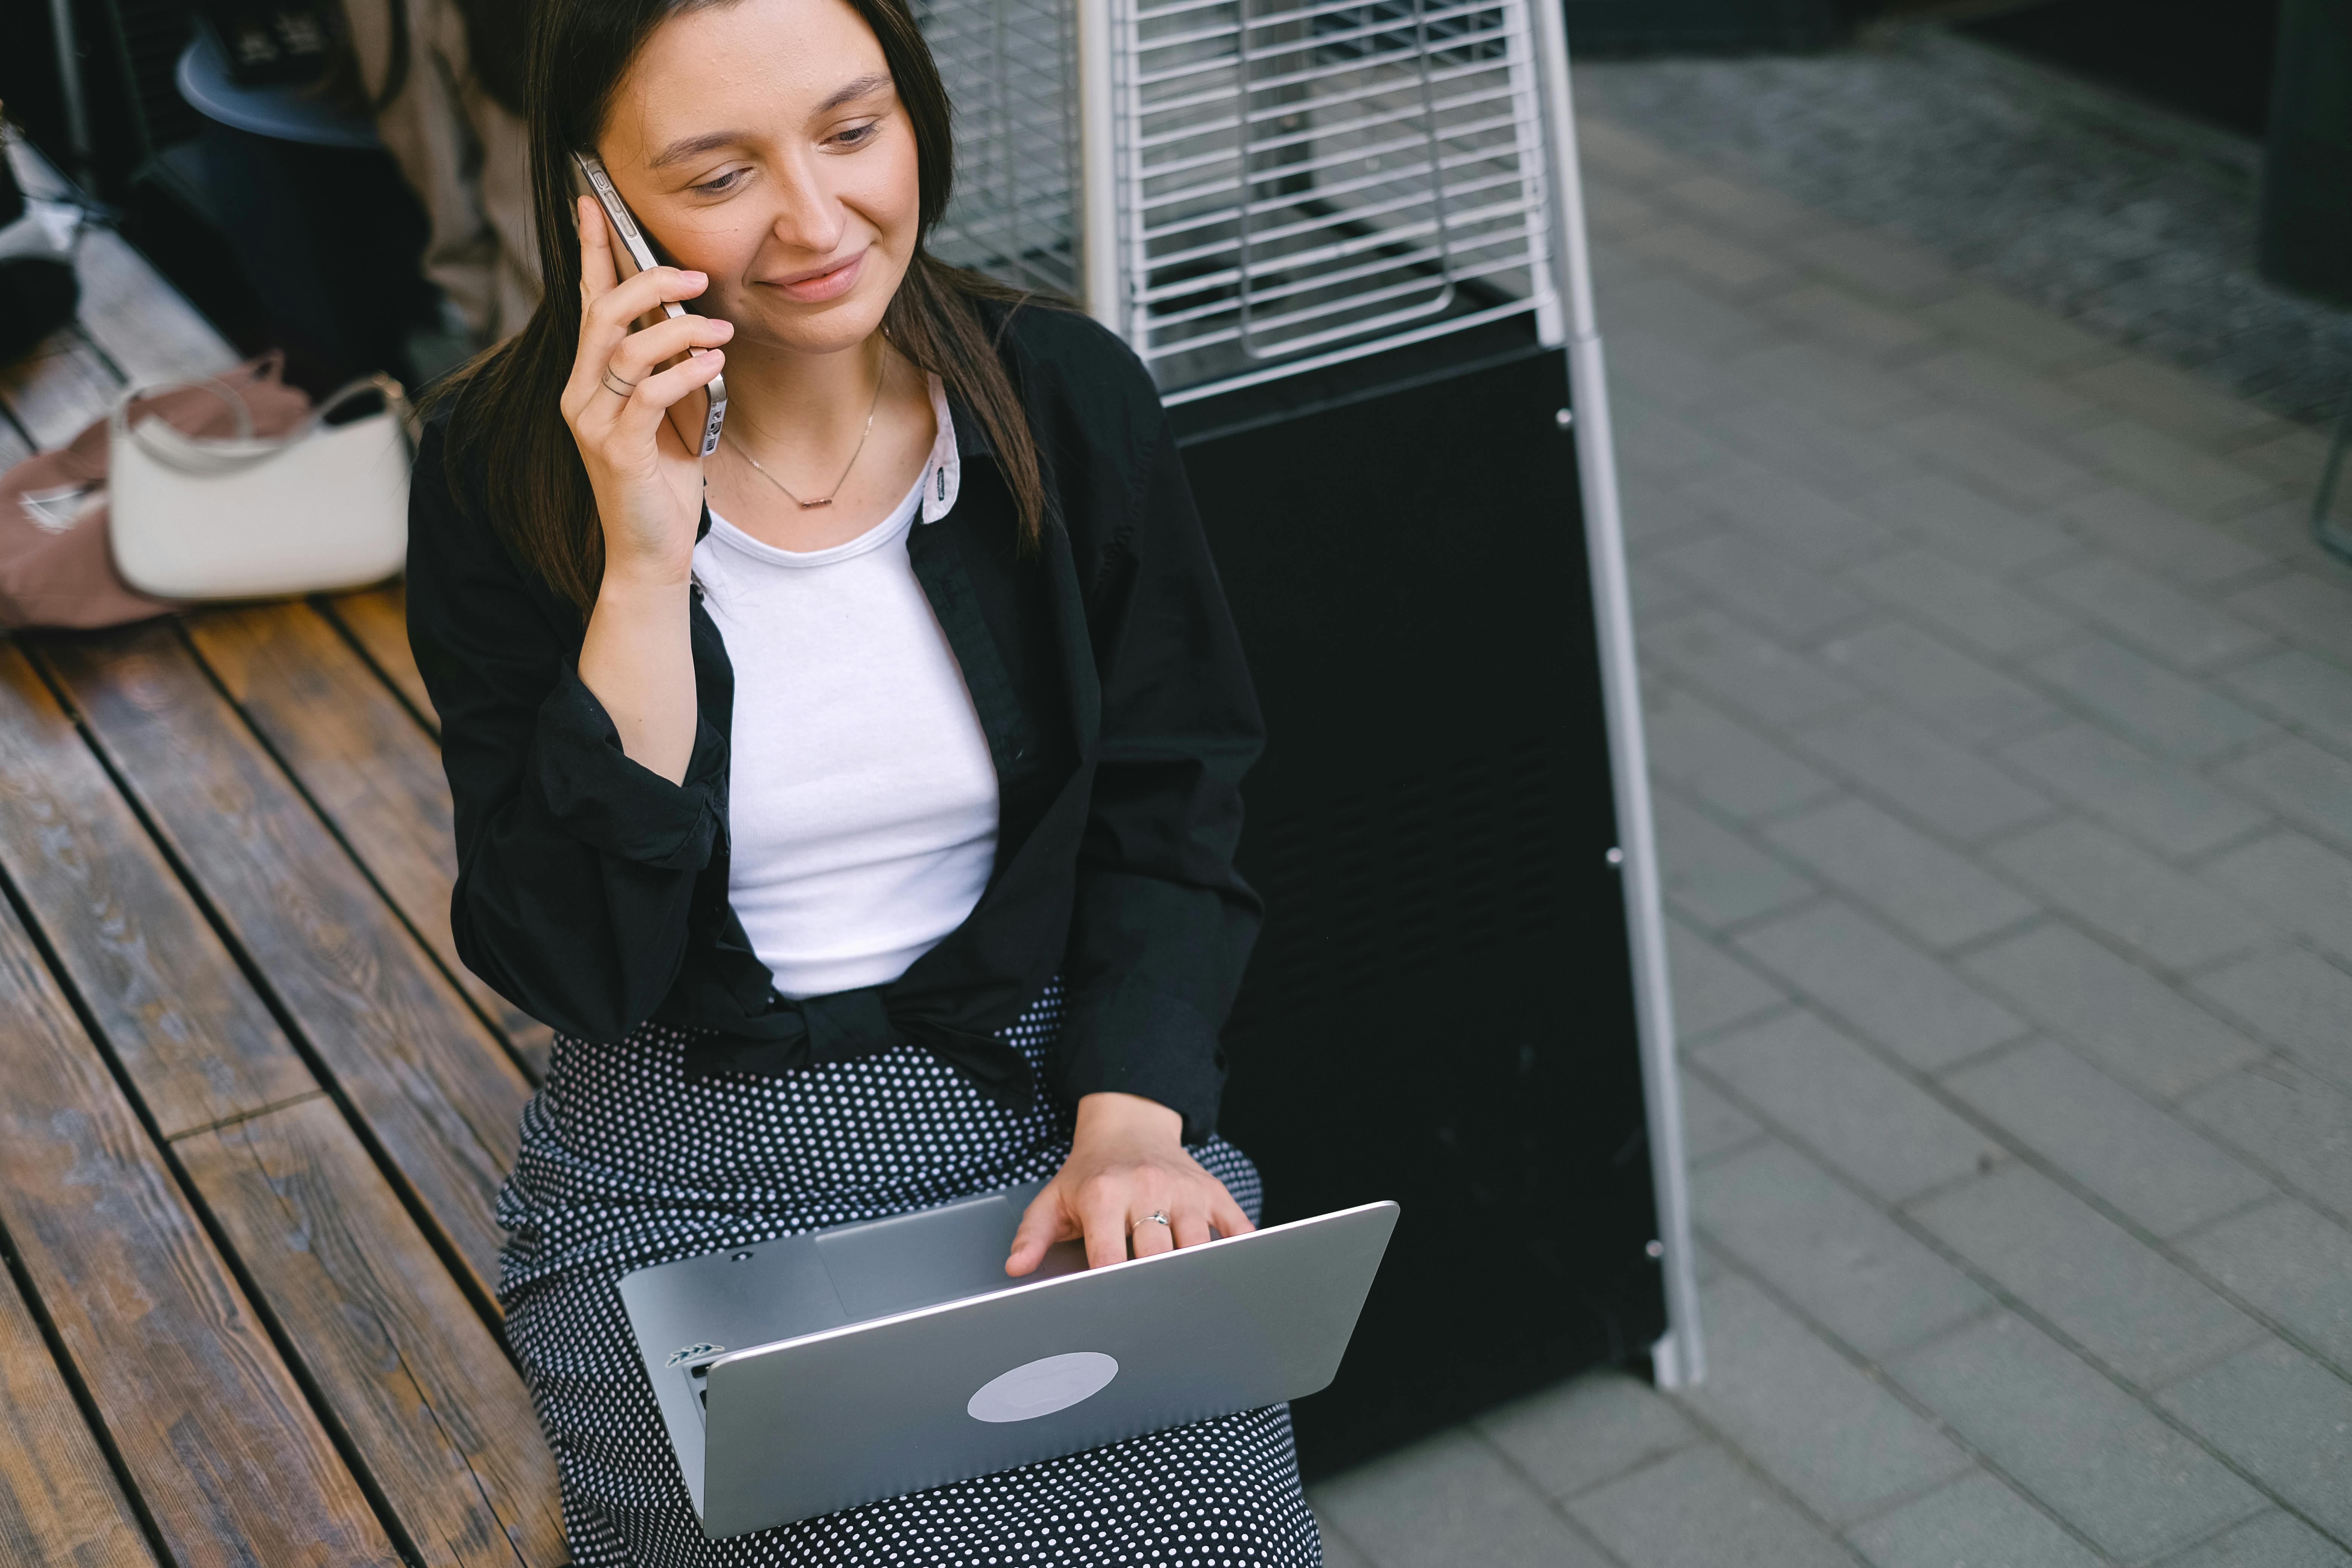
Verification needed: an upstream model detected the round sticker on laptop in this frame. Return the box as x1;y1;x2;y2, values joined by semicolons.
966;1352;1120;1423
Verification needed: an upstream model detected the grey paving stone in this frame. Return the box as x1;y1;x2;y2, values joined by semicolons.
1767;282;1940;360
1475;1369;1699;1502
1943;1039;2274;1238
1615;394;1741;481
1821;623;2062;744
1853;473;2075;574
1659;168;1820;240
2054;487;2272;590
1571;1443;1856;1568
2029;638;2276;760
2156;1511;2352;1568
1670;915;1789;1041
1653;532;1874;642
1794;707;2053;845
2158;1339;2352;1544
1571;112;1698;185
1683;456;1897;567
2035;558;2275;675
1318;1519;1379;1568
1887;1312;2266;1562
1695;1139;1992;1358
1962;923;2264;1100
1630;560;1699;623
2182;1061;2352;1226
1907;1164;2263;1387
1900;345;2103;435
1683;1271;1971;1524
1846;1472;2104;1568
1622;477;1724;558
2218;737;2352;856
1713;399;1933;502
1692;1009;2000;1203
1681;1069;1768;1164
1917;289;2116;375
2175;1199;2352;1375
1735;901;2027;1071
1612;327;1749;416
2000;723;2266;858
1600;271;1778;360
1624;219;1799;297
2222;649;2352;758
2190;948;2352;1092
1644;683;1842;823
1765;798;2039;951
2225;573;2352;673
1655;792;1819;933
1729;341;1932;432
1887;408;2099;511
1579;179;1671;242
2059;357;2283;452
1988;819;2269;971
1308;1429;1617;1568
2063;418;2278;519
1791;224;1963;307
1646;611;1863;729
1843;548;2076;659
2203;833;2352;969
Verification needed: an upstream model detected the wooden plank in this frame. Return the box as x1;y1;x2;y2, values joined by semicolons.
40;624;527;1298
186;602;556;1078
0;1259;159;1568
323;582;436;727
0;642;320;1137
179;1098;565;1568
0;889;398;1567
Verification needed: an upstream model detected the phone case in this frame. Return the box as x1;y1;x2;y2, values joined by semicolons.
573;150;728;458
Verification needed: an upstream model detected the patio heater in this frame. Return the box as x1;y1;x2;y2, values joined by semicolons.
917;0;1701;1470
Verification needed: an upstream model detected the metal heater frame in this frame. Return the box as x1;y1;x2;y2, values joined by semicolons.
950;0;1705;1389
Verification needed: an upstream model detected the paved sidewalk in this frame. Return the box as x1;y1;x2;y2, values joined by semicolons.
1306;89;2352;1568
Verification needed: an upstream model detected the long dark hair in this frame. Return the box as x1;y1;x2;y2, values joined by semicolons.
435;0;1055;617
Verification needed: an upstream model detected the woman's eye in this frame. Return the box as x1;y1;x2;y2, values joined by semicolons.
691;169;747;196
831;122;879;149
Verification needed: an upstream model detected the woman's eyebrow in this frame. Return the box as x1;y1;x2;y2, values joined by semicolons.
812;72;893;115
646;75;892;170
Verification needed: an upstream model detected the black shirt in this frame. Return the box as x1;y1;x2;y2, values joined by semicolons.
405;305;1263;1143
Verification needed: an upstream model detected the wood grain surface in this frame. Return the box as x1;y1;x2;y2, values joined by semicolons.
39;624;528;1299
186;602;555;1078
0;642;320;1137
323;582;436;730
179;1098;565;1568
0;890;398;1567
0;1259;159;1568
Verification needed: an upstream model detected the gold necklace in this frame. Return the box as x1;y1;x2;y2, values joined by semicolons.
723;354;889;509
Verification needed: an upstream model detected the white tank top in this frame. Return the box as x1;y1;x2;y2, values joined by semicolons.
689;378;992;999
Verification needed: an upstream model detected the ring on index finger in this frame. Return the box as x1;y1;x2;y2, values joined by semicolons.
601;368;637;399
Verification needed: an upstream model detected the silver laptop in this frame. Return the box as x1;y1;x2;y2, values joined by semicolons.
619;1180;1399;1538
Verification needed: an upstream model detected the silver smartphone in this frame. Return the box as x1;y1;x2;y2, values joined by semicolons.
571;149;728;458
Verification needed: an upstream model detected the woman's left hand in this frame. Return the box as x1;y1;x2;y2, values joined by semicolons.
1006;1092;1256;1275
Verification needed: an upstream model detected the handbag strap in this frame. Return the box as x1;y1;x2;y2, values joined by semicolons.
113;370;411;476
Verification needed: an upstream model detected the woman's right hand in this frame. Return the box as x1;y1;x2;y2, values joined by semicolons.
559;193;733;590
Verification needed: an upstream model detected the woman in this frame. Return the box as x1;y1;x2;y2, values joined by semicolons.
404;0;1317;1559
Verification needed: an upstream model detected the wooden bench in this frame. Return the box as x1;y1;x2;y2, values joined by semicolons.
2;136;567;1566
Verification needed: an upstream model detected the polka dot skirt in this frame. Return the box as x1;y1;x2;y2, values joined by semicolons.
496;981;1323;1566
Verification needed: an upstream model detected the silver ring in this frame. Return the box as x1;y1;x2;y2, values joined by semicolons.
601;368;637;398
1130;1210;1171;1234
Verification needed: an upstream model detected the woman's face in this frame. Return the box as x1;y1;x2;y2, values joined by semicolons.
597;0;920;357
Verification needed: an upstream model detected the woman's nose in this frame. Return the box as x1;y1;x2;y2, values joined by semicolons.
765;163;846;255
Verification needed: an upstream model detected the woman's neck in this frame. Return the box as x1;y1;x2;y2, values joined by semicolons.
720;330;893;462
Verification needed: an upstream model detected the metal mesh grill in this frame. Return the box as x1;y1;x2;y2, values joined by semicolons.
917;0;1083;298
1116;0;1557;395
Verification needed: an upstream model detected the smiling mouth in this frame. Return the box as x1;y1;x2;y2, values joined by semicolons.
766;251;865;300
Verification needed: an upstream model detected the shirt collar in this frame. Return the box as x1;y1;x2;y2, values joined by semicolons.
920;371;960;525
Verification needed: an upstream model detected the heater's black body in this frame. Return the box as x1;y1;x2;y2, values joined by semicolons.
1171;323;1669;1476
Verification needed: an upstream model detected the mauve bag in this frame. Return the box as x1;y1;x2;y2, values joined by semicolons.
0;355;310;629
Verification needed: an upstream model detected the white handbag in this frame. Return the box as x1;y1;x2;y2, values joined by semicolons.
107;371;413;600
